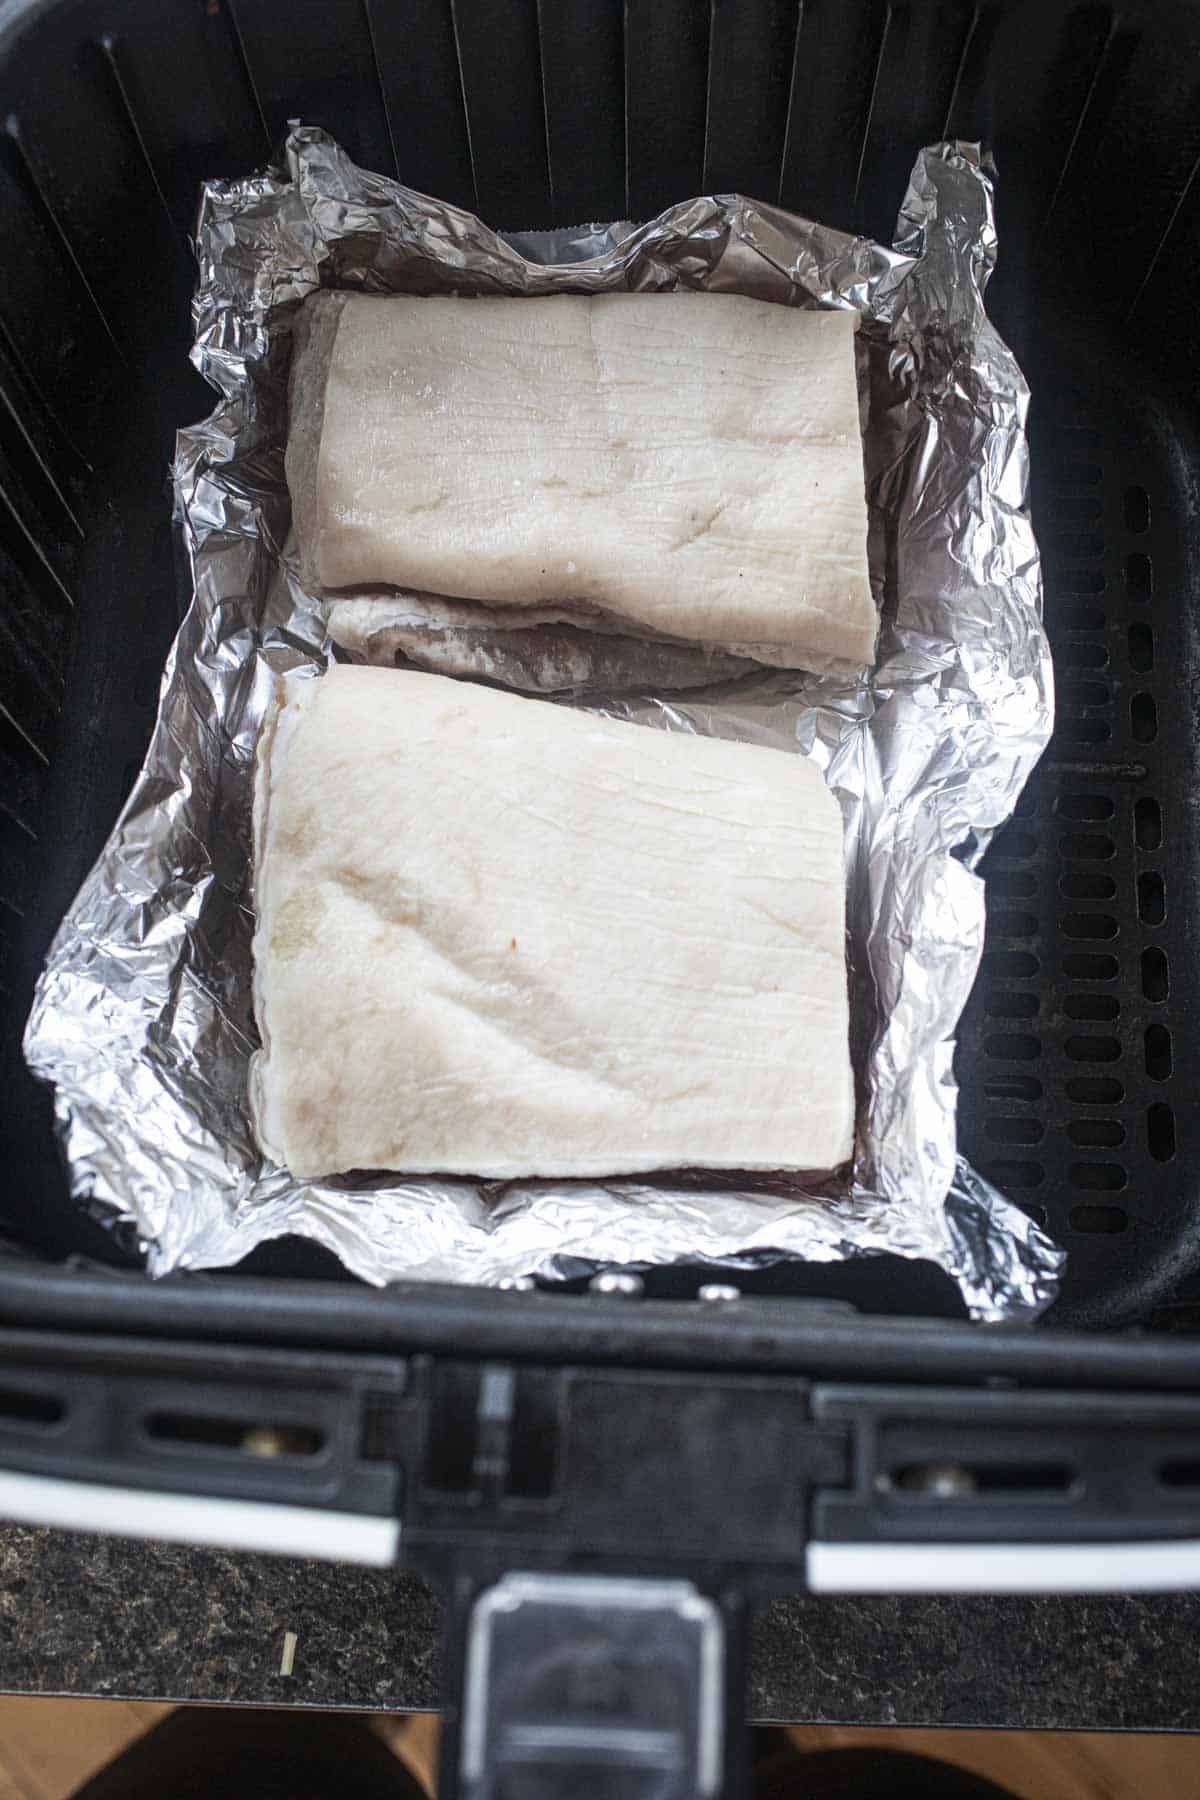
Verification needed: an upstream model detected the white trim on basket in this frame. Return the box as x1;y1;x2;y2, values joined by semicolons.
0;1467;400;1565
807;1539;1200;1594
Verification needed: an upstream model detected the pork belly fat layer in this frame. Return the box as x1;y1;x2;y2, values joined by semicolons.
251;665;854;1180
286;292;876;671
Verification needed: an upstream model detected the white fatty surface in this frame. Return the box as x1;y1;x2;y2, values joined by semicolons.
251;666;854;1180
290;292;876;671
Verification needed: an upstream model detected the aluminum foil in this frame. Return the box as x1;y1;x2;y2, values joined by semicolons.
24;128;1062;1318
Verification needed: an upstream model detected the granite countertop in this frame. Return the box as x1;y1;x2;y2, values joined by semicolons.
0;1527;1197;1727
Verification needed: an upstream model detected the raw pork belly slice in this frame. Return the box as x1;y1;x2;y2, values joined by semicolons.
286;291;876;672
251;665;854;1179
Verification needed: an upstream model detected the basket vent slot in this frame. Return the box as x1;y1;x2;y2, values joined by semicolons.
983;1075;1042;1104
986;1160;1044;1190
1147;1102;1176;1162
1069;1204;1128;1234
1131;692;1158;742
1060;678;1109;709
985;991;1038;1020
1060;872;1115;901
1062;912;1118;941
981;950;1038;979
0;1388;65;1427
1159;1460;1200;1488
1065;1075;1125;1105
989;869;1036;899
1125;550;1152;601
145;1412;323;1457
990;909;1037;938
1134;796;1162;850
984;1033;1040;1062
1051;495;1101;522
1057;793;1114;821
1061;951;1118;981
985;1117;1044;1144
1069;1161;1127;1191
1068;1118;1125;1149
1137;871;1165;925
1063;993;1118;1021
894;1462;1074;1496
1145;1024;1173;1082
1059;832;1114;860
1128;621;1154;672
1060;640;1107;668
1141;947;1169;1003
1059;602;1105;632
1064;1034;1121;1062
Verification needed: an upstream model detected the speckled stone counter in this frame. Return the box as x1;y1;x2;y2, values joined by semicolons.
1;1526;1197;1726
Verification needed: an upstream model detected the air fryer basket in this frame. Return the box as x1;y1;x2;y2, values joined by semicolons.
4;0;1200;1322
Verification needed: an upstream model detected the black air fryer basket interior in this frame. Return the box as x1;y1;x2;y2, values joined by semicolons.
3;0;1200;1329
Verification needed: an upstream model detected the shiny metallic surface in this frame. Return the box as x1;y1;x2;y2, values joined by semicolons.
589;1272;646;1297
898;1463;980;1499
23;129;1061;1318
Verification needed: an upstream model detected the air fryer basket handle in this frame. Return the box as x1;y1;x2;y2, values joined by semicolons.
3;1320;1200;1791
432;1566;748;1800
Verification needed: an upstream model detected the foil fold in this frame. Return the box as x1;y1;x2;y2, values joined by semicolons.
25;129;1062;1318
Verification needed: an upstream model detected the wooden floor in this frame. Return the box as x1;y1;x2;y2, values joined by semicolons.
0;1699;1198;1797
